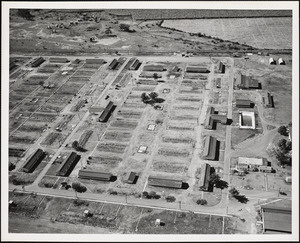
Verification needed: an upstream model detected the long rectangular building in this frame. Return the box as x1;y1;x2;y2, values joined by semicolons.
203;136;217;160
78;169;112;181
49;57;69;63
263;92;274;108
108;59;119;70
99;101;114;122
31;57;45;67
86;58;105;64
22;149;44;173
236;99;252;108
56;152;80;177
199;163;211;191
186;66;209;73
218;62;225;73
261;200;291;234
148;176;182;189
130;59;141;70
143;65;165;72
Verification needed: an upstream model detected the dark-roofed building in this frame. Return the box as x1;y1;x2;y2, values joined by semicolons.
263;92;274;108
86;59;106;64
108;59;119;70
56;152;80;177
143;65;165;72
199;163;211;191
78;169;112;181
148;176;182;189
186;66;210;73
203;136;218;160
261;199;291;234
22;149;44;173
236;99;252;108
99;101;114;122
31;57;45;67
124;172;137;184
73;59;81;64
218;62;225;73
204;107;227;130
236;74;260;89
49;57;69;63
130;59;141;70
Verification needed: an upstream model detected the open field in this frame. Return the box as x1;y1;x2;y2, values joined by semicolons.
9;191;253;234
162;17;292;49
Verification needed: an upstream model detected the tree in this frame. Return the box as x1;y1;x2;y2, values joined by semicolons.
229;187;240;197
153;73;159;80
72;140;79;149
278;126;288;136
166;196;176;202
235;195;249;204
209;173;220;185
149;92;158;100
72;182;87;197
142;191;149;198
215;179;229;190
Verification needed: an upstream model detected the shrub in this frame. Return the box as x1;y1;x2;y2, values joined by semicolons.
44;182;54;188
149;191;157;198
110;191;118;195
73;199;87;206
166;196;176;202
278;126;288;136
153;194;161;199
196;199;207;205
142;191;149;198
72;182;87;193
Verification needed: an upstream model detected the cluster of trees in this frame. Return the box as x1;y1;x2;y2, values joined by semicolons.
142;191;161;199
196;199;207;205
141;92;165;106
72;182;87;195
275;138;292;166
229;187;249;204
278;125;289;136
209;173;229;190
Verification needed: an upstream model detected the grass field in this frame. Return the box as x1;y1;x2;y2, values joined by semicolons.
162;17;292;49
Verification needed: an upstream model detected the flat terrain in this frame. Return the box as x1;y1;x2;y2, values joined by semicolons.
7;9;293;235
162;17;292;49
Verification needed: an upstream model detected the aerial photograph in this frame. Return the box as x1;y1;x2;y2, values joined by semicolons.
2;1;299;242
